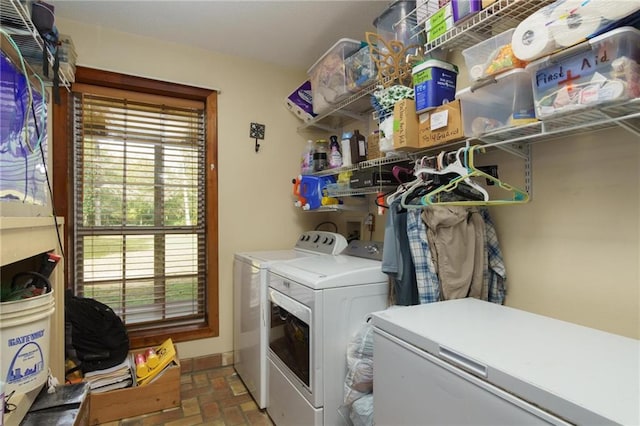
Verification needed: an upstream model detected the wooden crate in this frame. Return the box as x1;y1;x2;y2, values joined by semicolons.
88;349;180;425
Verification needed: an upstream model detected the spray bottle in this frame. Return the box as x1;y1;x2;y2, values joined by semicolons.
328;135;342;168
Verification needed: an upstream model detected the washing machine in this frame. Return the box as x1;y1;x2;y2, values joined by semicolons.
266;240;389;426
233;231;347;409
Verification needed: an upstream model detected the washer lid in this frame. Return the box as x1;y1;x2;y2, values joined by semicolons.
269;255;386;289
234;249;316;268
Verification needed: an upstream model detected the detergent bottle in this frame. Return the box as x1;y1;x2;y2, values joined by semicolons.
301;140;314;174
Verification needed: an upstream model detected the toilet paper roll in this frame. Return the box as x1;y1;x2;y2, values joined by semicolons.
512;11;556;61
594;0;640;21
548;0;602;47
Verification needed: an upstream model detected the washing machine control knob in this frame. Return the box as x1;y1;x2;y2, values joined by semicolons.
313;235;320;243
366;244;380;254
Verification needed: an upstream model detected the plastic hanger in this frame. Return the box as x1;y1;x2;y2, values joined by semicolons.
421;145;529;206
439;147;489;202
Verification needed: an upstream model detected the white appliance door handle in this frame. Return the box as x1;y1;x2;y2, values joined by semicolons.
269;288;311;324
439;345;488;377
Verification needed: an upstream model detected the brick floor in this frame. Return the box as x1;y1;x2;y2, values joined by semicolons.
100;366;273;426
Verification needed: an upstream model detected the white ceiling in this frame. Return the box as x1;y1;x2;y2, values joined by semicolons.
53;0;392;70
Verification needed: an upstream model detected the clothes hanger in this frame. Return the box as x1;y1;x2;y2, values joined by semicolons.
432;147;490;202
399;156;440;209
399;148;489;209
421;145;530;206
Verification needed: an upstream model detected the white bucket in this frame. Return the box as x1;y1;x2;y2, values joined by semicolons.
0;290;54;397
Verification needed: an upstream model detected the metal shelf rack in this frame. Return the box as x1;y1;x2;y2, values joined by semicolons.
298;0;640;204
0;0;73;93
413;0;556;54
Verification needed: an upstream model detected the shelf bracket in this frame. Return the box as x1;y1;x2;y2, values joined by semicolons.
479;139;529;159
523;143;532;198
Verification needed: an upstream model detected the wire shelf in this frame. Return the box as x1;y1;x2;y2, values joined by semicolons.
1;0;72;92
475;99;640;148
412;0;556;53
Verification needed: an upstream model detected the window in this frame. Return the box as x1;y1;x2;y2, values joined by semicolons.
54;68;218;346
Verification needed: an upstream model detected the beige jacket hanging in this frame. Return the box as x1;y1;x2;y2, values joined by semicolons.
422;206;487;301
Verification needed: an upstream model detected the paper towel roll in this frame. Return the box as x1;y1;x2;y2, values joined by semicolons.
548;0;602;47
512;11;556;61
596;0;640;21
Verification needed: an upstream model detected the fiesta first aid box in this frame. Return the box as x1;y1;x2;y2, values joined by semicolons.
526;26;640;120
456;68;536;137
307;38;363;115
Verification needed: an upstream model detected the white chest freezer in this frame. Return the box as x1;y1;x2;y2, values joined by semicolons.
371;299;639;425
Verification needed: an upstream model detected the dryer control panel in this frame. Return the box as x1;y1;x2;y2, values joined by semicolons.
295;231;347;255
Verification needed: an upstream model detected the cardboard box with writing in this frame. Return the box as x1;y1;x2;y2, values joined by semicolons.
88;347;180;425
418;99;465;148
393;99;421;151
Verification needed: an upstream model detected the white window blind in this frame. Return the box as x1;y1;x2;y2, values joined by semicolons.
72;88;206;330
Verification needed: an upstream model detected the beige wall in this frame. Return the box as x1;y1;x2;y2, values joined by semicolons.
56;16;638;362
480;130;639;339
56;18;334;358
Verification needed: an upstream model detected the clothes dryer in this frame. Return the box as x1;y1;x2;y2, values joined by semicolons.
233;231;347;409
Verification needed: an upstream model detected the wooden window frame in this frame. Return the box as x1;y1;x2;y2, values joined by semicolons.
53;67;219;348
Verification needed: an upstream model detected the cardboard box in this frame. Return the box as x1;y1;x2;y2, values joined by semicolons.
418;99;465;148
392;99;421;151
88;348;180;425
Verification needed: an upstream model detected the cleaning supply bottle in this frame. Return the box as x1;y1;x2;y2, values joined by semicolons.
301;139;314;174
341;132;353;167
350;129;367;164
313;139;329;171
328;135;342;168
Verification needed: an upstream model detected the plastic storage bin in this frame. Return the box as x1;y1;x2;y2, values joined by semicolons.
462;28;526;82
373;0;425;50
456;68;536;137
526;26;640;120
308;38;363;115
452;0;481;23
345;45;377;93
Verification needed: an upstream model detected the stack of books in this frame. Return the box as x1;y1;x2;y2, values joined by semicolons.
81;338;177;393
83;357;134;393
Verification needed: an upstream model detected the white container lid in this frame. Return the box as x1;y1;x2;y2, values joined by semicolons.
456;68;531;99
307;38;363;75
413;59;458;75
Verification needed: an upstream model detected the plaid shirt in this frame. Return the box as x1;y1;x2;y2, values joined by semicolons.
406;209;440;303
480;209;507;304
